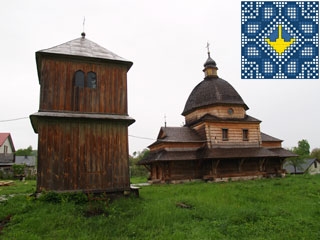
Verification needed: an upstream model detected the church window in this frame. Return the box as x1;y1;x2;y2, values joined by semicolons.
243;129;249;141
314;161;318;168
74;70;85;87
222;129;228;141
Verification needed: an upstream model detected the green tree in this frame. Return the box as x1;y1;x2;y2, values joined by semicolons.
285;139;311;174
310;148;320;159
15;146;34;156
129;149;149;177
292;139;310;156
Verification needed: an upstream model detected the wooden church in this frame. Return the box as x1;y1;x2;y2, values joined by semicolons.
30;33;135;193
138;51;296;183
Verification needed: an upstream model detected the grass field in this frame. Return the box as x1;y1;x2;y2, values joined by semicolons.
0;175;319;239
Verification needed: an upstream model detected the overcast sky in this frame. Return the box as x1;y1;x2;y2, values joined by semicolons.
0;0;319;154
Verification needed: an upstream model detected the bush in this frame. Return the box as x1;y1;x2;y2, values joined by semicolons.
0;169;14;180
12;164;26;176
38;191;88;204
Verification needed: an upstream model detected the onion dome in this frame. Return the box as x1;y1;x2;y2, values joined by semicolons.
203;52;218;78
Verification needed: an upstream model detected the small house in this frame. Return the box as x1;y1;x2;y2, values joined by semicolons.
284;158;320;175
0;133;15;175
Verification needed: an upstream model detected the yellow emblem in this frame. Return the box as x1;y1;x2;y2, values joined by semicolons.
266;25;295;55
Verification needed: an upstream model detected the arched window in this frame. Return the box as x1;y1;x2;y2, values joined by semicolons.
74;70;85;87
87;71;97;89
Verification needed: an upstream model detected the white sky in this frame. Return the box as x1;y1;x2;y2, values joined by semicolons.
0;0;319;154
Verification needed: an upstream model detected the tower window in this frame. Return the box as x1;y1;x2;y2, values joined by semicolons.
243;129;249;141
87;71;97;89
74;70;85;87
74;70;97;88
222;129;228;141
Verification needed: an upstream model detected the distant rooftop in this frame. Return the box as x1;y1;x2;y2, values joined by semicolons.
0;133;10;146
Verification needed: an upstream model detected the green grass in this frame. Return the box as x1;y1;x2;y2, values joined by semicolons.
0;180;35;196
1;175;320;239
130;176;148;184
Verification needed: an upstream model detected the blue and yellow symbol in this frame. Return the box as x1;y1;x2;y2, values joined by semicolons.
241;1;319;79
266;25;295;55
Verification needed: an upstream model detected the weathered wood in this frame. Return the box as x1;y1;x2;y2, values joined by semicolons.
0;181;14;186
185;105;246;125
194;122;261;148
261;141;282;148
32;40;134;194
150;142;203;152
147;157;285;183
36;118;131;192
39;58;128;115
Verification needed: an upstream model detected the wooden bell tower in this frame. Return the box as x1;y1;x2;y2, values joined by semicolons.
30;33;135;194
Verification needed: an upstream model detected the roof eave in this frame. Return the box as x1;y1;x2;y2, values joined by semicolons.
30;111;135;133
182;103;249;116
36;51;133;83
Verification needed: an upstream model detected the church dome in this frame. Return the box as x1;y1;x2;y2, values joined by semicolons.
182;55;248;116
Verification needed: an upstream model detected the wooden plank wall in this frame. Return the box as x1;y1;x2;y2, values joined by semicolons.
169;161;197;180
208;158;266;177
149;142;203;152
39;58;128;115
185;106;245;125
205;122;260;148
36;118;130;192
148;158;282;182
265;158;282;173
261;141;282;148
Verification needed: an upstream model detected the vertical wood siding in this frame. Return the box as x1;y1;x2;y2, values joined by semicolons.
36;118;130;192
39;58;128;115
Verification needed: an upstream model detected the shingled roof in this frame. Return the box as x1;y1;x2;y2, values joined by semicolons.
36;34;133;79
138;146;296;164
148;127;205;148
157;127;204;142
202;147;278;159
197;114;261;123
260;132;282;142
0;133;15;152
182;77;249;116
284;158;319;174
139;148;201;164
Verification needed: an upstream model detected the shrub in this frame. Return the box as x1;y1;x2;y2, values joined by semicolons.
38;192;88;204
12;164;26;176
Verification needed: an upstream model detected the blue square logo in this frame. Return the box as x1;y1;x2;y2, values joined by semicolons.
241;1;319;79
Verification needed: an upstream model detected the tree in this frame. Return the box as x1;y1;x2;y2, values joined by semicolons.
292;139;310;156
310;148;320;159
285;157;305;174
129;149;149;177
285;139;310;174
15;146;34;156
